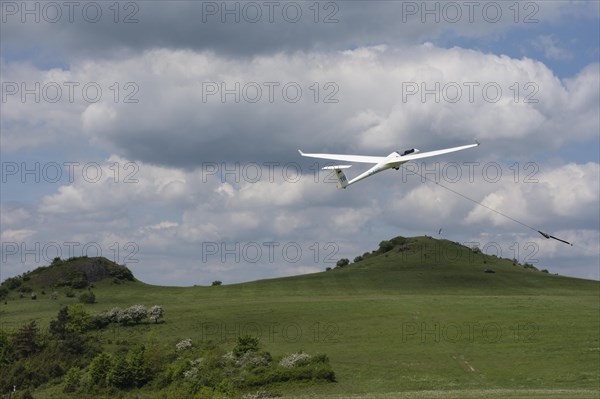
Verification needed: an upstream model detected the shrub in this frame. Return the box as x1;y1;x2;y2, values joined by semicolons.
353;256;363;263
378;240;394;253
128;345;150;387
149;305;164;324
176;338;192;352
279;352;311;368
70;275;88;289
335;258;349;268
63;366;81;393
126;305;148;324
79;291;96;304
89;352;111;386
3;277;22;290
523;263;539;271
233;335;259;357
65;304;92;334
390;236;407;246
108;354;133;389
212;280;222;286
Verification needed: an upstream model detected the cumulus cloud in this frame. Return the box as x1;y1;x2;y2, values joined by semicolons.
3;1;593;63
3;46;598;166
532;35;573;61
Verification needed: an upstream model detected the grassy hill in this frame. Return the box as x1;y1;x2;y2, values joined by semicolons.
1;236;598;398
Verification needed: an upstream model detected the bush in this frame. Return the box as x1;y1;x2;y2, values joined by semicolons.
390;236;407;246
233;335;260;357
149;305;164;324
353;256;363;263
176;338;192;352
79;291;96;304
109;265;134;281
3;277;22;290
63;366;81;393
108;354;133;389
212;280;222;286
65;304;92;334
89;352;111;386
378;240;394;253
279;352;311;368
69;272;88;289
335;258;349;268
126;305;148;324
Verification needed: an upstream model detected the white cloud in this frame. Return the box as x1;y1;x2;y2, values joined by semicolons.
3;46;598;165
532;35;573;61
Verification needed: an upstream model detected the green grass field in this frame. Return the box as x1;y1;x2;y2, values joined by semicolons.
1;237;598;398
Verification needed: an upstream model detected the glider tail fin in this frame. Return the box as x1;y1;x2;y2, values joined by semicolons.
333;168;349;189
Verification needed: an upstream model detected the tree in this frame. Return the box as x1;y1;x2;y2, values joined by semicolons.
50;306;70;339
89;352;111;386
108;354;133;389
63;366;81;393
336;258;349;268
126;305;148;324
66;304;91;334
13;321;39;358
148;305;164;324
127;345;150;387
211;280;222;286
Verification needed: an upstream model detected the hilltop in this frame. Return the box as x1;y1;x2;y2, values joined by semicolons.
0;236;598;399
0;256;134;300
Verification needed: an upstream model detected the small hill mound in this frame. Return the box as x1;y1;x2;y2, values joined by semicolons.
249;235;594;296
1;257;134;297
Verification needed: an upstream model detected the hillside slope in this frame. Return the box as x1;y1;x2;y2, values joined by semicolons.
1;236;598;399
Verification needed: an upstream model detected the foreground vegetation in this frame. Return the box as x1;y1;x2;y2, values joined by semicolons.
1;236;598;398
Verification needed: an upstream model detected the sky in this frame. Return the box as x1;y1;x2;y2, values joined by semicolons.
1;0;599;285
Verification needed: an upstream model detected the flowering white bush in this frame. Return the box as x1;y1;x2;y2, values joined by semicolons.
176;338;192;351
223;350;270;368
189;358;203;367
183;367;198;380
148;305;164;323
242;389;278;399
105;307;123;322
126;304;148;323
279;352;311;368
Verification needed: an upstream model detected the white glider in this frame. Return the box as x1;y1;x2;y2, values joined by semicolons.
298;141;480;188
